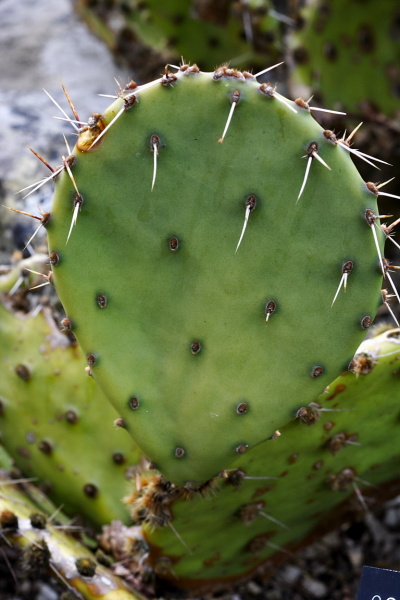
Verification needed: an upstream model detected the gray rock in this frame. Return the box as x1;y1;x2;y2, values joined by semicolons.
0;0;130;258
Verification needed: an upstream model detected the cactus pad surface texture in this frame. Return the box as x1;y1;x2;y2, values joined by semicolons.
0;259;141;527
47;64;384;487
134;327;400;591
289;0;400;117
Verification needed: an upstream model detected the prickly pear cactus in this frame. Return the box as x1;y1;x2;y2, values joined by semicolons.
73;0;282;78
0;259;141;526
289;0;400;117
44;65;386;487
125;327;400;591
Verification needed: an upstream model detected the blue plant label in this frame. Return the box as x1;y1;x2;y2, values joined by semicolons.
357;565;400;600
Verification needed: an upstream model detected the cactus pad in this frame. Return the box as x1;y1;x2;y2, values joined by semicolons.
131;328;400;591
46;66;384;486
289;0;400;117
73;0;282;78
0;266;141;526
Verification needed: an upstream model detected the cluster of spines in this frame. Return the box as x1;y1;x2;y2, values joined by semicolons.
8;62;400;316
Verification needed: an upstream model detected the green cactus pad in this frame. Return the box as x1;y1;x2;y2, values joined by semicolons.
47;66;384;486
0;277;141;526
289;0;400;117
74;0;282;78
134;328;400;591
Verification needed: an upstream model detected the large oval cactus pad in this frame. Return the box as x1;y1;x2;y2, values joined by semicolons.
47;68;383;485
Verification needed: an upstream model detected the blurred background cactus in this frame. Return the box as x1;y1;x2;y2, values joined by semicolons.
288;0;400;118
72;0;286;79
